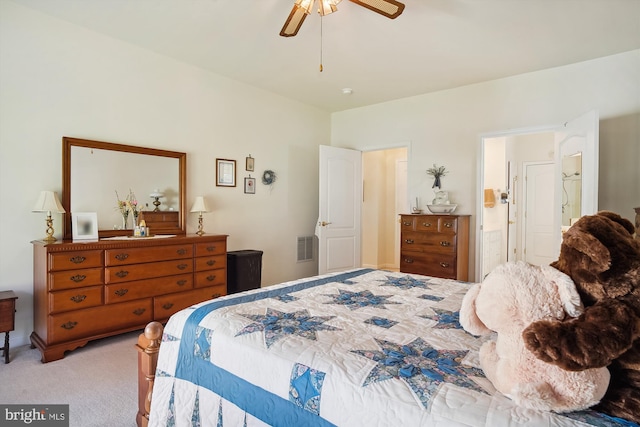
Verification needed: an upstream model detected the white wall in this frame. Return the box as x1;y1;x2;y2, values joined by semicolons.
0;1;328;347
332;49;640;278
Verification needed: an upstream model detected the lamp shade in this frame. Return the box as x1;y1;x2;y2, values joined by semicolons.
149;189;164;198
190;196;209;213
33;191;66;213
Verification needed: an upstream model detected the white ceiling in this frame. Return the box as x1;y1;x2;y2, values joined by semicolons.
10;0;640;112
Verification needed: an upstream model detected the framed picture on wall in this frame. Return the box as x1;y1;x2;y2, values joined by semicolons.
216;158;236;187
246;155;254;172
72;212;98;240
244;177;256;194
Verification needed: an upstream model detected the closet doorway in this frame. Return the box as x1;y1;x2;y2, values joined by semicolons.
361;147;408;271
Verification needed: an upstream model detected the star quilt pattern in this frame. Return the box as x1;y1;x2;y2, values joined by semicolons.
148;269;632;427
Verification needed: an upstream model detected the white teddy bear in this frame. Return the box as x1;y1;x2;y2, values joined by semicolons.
459;261;610;412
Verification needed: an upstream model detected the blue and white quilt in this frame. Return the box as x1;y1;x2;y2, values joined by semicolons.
148;269;633;427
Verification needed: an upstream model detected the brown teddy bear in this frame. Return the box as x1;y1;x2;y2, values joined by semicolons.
523;211;640;423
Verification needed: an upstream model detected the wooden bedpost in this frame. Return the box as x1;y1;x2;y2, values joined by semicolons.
136;321;163;427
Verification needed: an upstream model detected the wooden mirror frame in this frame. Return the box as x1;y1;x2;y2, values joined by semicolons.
62;137;187;239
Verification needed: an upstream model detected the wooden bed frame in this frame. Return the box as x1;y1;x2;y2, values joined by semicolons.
135;321;163;427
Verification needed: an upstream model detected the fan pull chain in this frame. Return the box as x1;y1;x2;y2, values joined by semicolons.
319;14;323;72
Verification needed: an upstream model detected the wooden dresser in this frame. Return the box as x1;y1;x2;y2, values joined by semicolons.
31;234;227;362
399;214;470;281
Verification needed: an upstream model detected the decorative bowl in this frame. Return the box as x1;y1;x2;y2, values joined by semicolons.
426;204;457;214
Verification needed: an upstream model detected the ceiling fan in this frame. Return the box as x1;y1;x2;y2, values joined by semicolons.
280;0;405;37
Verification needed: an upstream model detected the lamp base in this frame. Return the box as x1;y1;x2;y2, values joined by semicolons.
196;215;205;236
43;215;57;242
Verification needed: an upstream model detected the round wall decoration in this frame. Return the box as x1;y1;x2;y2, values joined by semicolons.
262;170;277;185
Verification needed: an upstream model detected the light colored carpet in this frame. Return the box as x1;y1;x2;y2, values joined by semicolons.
0;330;141;427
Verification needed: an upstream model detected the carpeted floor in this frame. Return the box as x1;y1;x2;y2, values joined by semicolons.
0;330;141;427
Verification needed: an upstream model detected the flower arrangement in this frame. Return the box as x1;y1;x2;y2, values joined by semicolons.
115;189;142;228
426;164;448;189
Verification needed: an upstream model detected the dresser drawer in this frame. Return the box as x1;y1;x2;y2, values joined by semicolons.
49;268;104;291
400;216;416;231
401;232;457;254
105;244;193;266
49;286;103;314
49;250;102;271
414;216;458;233
194;254;226;271
105;259;193;283
0;298;16;332
105;274;193;304
49;299;153;344
400;252;457;279
154;285;226;320
195;241;226;257
194;269;226;288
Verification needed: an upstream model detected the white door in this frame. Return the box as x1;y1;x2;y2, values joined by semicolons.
318;145;362;274
523;162;556;266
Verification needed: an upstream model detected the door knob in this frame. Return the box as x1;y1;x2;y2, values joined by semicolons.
319;221;332;226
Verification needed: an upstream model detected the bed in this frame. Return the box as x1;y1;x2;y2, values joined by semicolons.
136;268;633;427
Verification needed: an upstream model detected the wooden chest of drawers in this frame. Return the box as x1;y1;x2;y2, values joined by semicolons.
399;214;470;281
31;234;227;362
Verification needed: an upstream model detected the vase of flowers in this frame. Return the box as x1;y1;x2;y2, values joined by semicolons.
116;190;142;230
427;164;448;189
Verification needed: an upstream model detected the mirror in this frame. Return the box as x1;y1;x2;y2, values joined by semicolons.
561;152;582;227
62;137;186;239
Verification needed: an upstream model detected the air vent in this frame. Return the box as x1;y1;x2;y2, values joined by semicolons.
297;236;314;262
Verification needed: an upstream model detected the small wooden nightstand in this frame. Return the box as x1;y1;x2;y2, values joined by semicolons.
0;291;18;363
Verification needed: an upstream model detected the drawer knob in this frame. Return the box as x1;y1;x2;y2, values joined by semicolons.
61;321;78;330
69;256;86;264
115;253;129;261
162;303;174;310
177;248;187;255
440;241;450;247
115;288;129;297
444;222;453;228
440;262;450;268
422;222;432;227
177;280;187;286
177;263;188;270
404;239;414;244
206;245;216;252
403;258;414;264
133;308;146;316
115;270;129;278
70;295;86;303
70;274;86;283
212;293;222;298
206;260;216;266
402;221;411;226
206;275;216;282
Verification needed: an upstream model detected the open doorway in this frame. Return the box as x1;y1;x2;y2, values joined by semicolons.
361;147;408;271
480;132;555;278
477;110;599;281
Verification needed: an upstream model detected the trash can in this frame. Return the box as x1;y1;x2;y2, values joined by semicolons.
227;250;263;294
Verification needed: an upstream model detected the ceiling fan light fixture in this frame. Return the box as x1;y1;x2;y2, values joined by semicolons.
295;0;315;14
318;0;342;16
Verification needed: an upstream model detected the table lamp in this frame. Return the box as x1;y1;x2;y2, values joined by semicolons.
33;190;66;242
190;196;209;236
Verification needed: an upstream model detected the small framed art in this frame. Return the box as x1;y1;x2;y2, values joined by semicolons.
246;155;254;172
244;177;256;194
72;212;98;240
216;158;236;187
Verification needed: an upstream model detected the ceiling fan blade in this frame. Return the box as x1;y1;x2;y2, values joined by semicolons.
348;0;405;19
280;4;309;37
